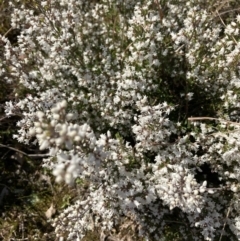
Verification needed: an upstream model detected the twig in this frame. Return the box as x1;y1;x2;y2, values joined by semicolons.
11;239;28;241
0;113;25;123
28;153;50;157
175;44;185;53
3;27;13;37
219;203;232;241
214;0;233;13
188;117;240;126
154;0;164;22
165;220;187;225
214;10;238;45
188;117;221;121
0;144;28;156
216;7;240;17
0;144;50;158
0;116;8;122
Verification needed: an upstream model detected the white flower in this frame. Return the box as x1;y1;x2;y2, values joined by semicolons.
3;0;240;240
39;139;49;150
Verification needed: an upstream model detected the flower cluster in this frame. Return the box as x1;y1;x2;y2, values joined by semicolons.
2;0;240;240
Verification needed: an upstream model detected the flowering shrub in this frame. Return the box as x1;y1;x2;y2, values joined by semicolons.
1;0;240;240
